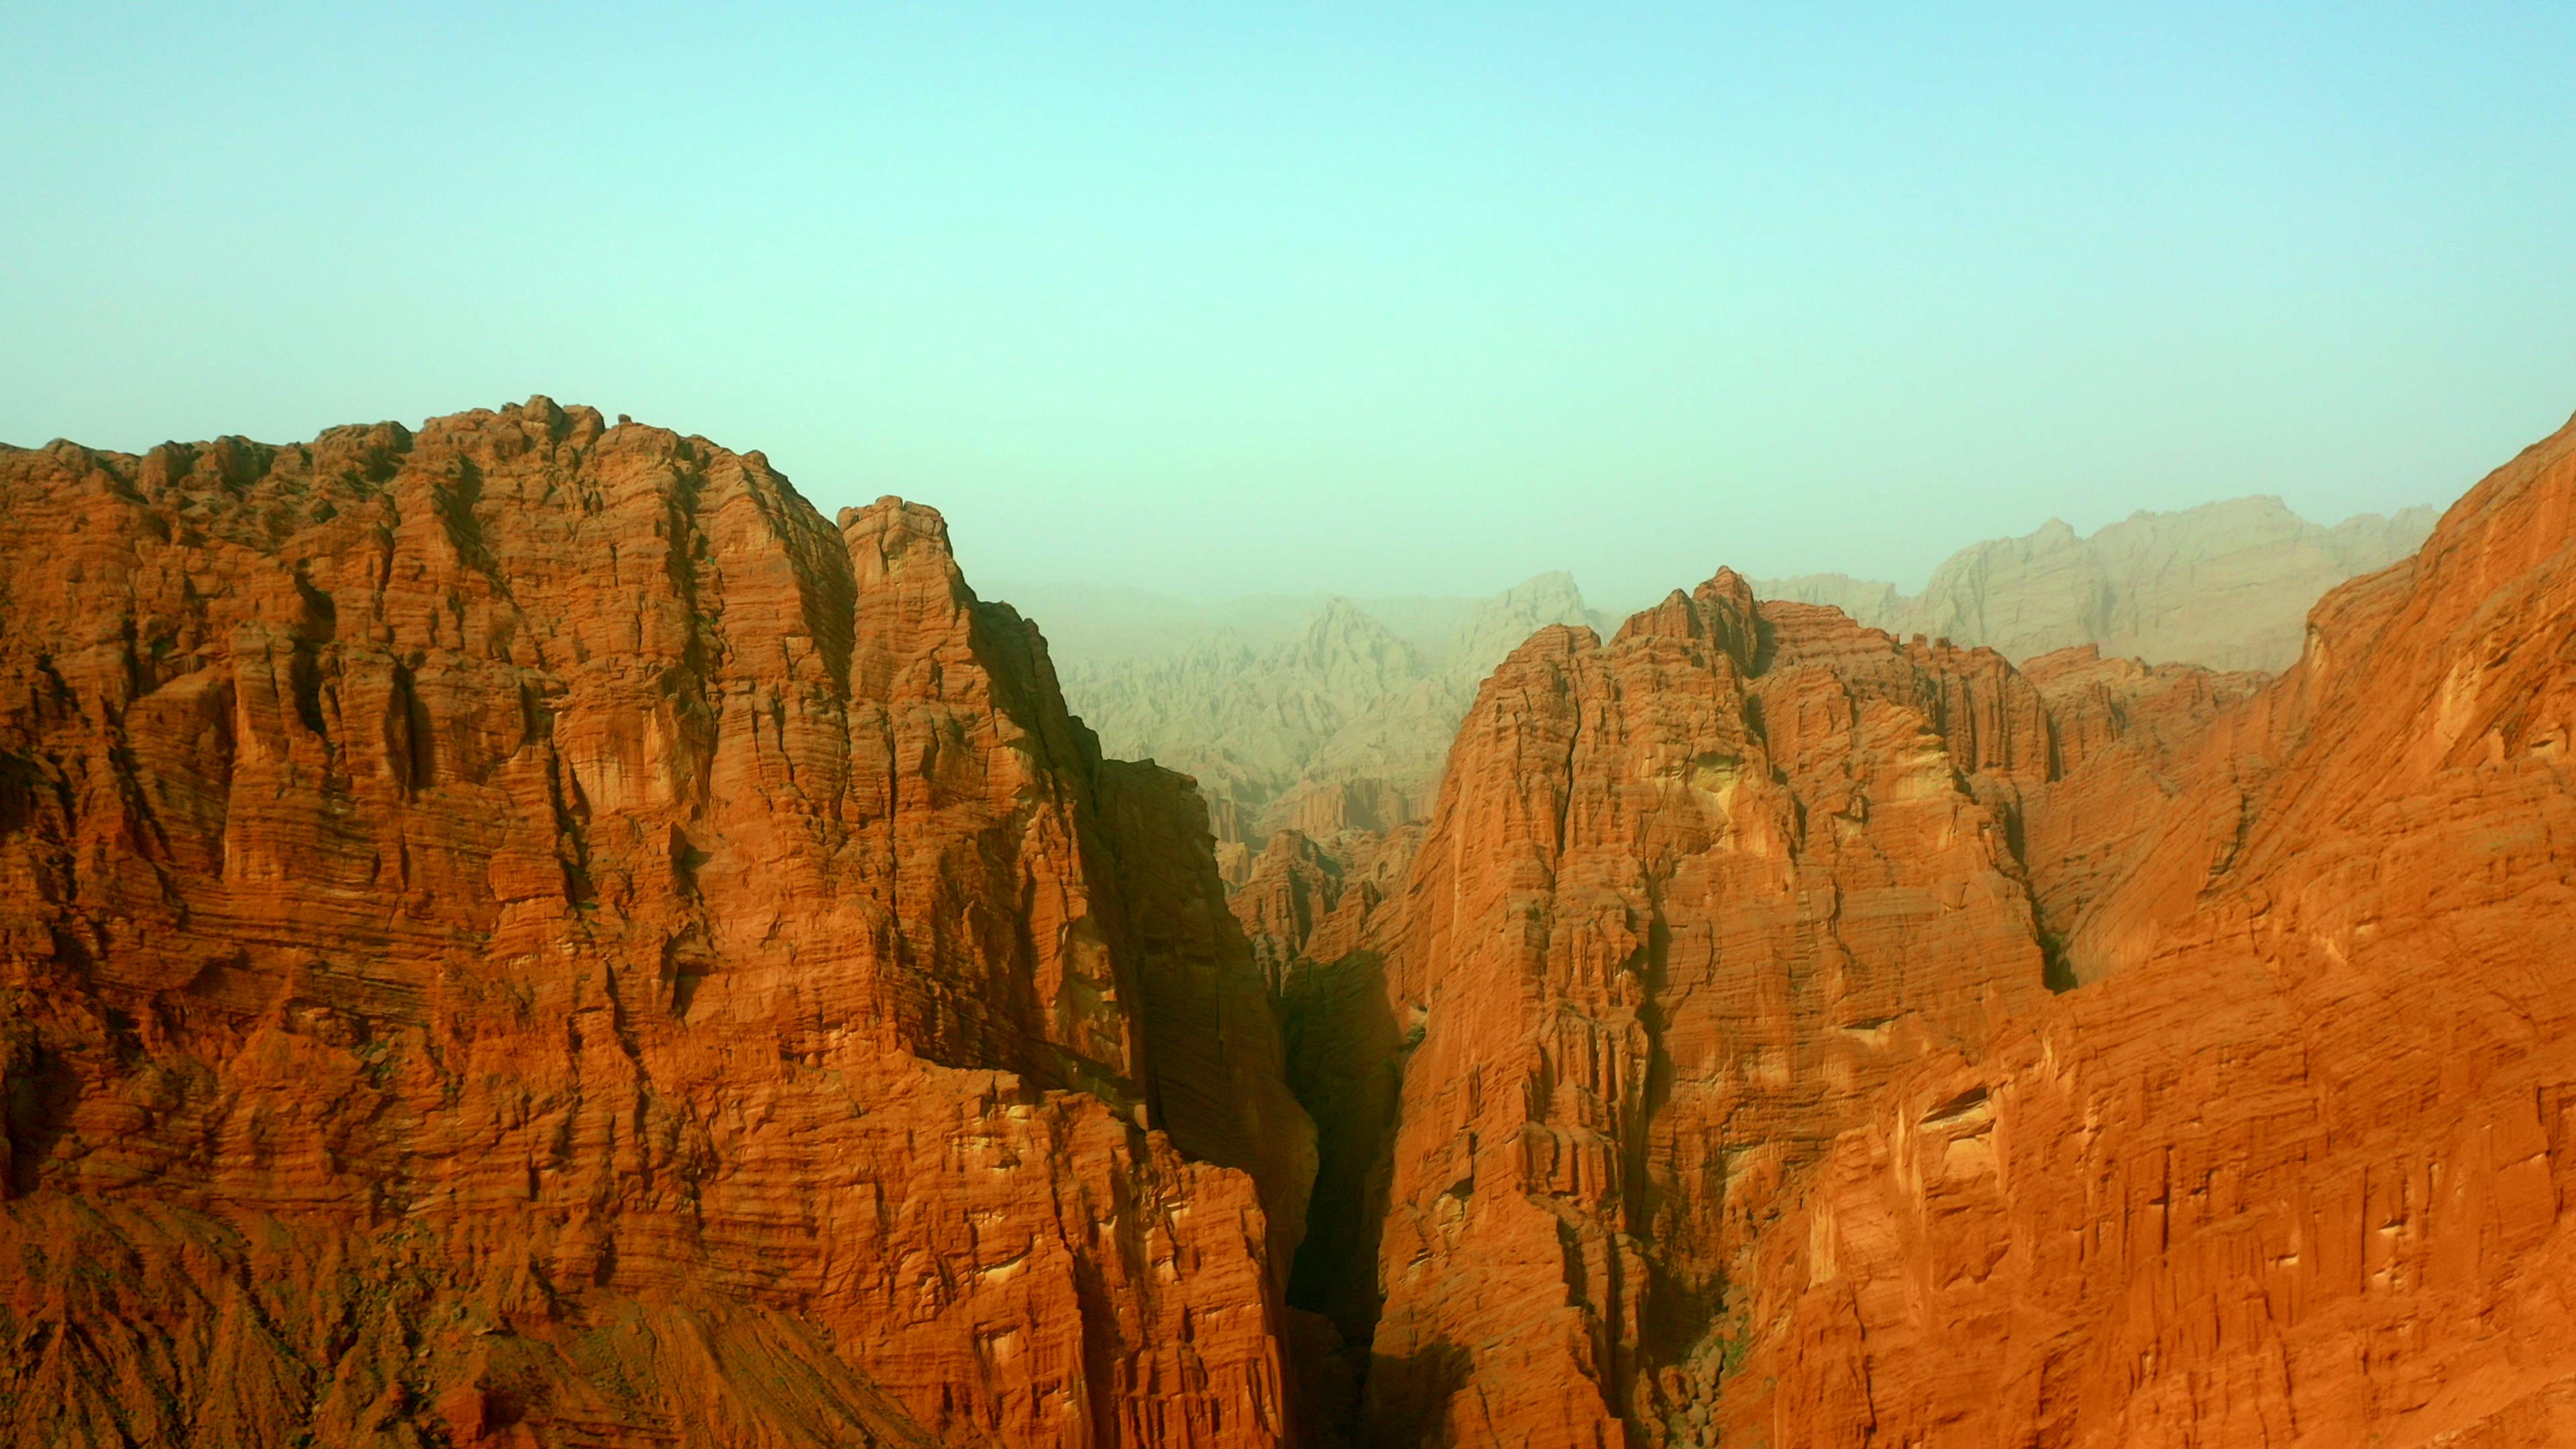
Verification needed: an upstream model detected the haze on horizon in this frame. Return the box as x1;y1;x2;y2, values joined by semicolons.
4;2;2573;602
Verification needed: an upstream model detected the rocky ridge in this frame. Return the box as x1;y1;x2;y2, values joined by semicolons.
1761;494;2438;673
1725;411;2576;1446
1231;415;2576;1446
0;400;1308;1448
1062;500;2429;866
1239;590;2251;1444
1057;575;1603;851
3;394;2567;1448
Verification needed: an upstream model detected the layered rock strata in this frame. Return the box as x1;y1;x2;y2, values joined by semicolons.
1728;413;2576;1447
0;400;1309;1448
4;392;2567;1449
1328;574;2220;1446
1249;418;2574;1447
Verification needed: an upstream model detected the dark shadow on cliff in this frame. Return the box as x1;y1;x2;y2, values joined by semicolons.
1358;1340;1474;1449
1275;945;1411;1442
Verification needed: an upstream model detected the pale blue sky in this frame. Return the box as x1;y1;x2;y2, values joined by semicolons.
5;3;2573;599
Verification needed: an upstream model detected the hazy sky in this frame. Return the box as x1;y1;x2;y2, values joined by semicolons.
6;3;2573;600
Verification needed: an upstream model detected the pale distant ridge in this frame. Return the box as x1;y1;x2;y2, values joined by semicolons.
1758;496;2438;672
1056;574;1607;849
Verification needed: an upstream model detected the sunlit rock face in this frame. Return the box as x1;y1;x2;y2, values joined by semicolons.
1239;417;2575;1449
0;398;1309;1448
1291;573;2226;1446
5;394;2571;1449
1721;413;2576;1449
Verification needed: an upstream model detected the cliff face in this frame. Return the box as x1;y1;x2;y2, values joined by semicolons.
1761;495;2438;673
4;394;2565;1449
1320;574;2245;1448
1730;415;2576;1448
0;400;1309;1448
1245;419;2574;1447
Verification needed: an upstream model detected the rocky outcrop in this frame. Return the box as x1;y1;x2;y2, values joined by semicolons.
3;390;2561;1449
1723;411;2576;1447
1329;574;2113;1446
1762;495;2438;672
1269;419;2573;1446
0;400;1309;1448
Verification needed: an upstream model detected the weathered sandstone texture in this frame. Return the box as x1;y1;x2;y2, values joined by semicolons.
1242;417;2573;1447
1305;573;2240;1447
3;392;2565;1449
1726;415;2576;1448
0;400;1310;1448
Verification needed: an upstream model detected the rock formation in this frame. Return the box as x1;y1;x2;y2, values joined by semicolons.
0;400;1310;1447
1239;416;2575;1446
1285;580;2225;1446
1725;413;2576;1447
3;392;2566;1449
1760;494;2438;673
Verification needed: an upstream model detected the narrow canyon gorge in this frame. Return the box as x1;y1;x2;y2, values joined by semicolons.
3;399;2572;1447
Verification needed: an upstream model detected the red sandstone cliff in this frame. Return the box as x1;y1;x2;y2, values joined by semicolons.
1727;413;2576;1447
0;400;1309;1447
7;395;2573;1449
1238;416;2575;1448
1320;574;2218;1446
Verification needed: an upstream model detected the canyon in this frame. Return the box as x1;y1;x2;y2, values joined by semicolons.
1;398;2568;1447
1237;415;2576;1446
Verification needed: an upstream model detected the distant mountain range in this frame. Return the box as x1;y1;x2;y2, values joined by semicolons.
1761;494;2439;673
1044;573;1607;849
1020;496;2438;850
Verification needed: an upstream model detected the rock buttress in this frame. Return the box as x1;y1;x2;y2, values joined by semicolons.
1727;412;2576;1447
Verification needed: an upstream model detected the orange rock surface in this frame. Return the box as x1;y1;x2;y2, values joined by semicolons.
0;400;1307;1447
1249;415;2575;1446
1728;414;2576;1447
1337;575;2104;1446
7;394;2575;1448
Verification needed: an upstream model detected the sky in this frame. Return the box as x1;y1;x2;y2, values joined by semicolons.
5;3;2574;601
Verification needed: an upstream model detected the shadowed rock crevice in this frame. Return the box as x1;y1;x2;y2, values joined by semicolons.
1279;949;1403;1341
1357;1340;1472;1449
